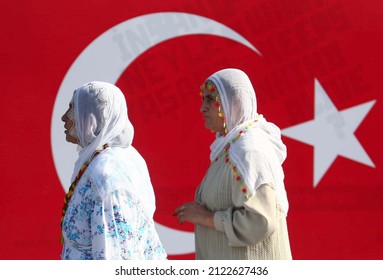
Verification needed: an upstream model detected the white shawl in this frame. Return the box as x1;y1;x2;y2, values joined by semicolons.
70;81;156;217
207;69;289;215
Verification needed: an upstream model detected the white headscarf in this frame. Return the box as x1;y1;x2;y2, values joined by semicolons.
207;69;289;215
70;81;156;216
71;81;133;181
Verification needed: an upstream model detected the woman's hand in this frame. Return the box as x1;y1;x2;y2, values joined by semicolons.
173;202;215;229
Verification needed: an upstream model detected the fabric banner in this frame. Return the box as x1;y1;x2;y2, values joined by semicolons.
1;0;382;259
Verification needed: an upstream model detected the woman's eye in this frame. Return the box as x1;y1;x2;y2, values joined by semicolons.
205;96;213;102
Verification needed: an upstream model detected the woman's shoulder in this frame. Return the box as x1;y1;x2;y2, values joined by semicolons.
85;149;126;193
85;146;149;198
89;148;121;174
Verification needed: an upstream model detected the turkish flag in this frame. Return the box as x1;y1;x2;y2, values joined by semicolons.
1;0;382;260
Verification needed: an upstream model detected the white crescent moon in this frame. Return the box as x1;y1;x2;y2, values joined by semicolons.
51;12;260;256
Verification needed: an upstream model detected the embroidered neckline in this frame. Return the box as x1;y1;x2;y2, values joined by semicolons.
60;143;109;244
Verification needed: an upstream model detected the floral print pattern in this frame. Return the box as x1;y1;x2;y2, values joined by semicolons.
61;179;166;260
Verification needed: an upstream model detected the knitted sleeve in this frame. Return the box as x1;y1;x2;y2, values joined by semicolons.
213;183;276;246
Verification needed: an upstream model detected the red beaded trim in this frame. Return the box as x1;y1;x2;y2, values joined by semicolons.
230;119;258;144
212;119;260;200
223;144;250;200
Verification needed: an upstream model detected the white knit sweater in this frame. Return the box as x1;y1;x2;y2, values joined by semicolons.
195;148;292;260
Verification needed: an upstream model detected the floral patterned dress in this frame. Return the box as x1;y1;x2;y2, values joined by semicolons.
61;148;167;260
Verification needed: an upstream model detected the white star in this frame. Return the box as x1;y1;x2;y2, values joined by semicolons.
282;79;376;187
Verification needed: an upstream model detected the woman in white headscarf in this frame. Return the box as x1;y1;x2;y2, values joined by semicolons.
60;81;167;260
174;69;292;259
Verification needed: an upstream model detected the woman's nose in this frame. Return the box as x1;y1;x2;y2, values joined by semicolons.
61;112;67;122
200;102;207;113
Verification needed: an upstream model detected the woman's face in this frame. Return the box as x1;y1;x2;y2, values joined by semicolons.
200;89;225;134
61;102;79;144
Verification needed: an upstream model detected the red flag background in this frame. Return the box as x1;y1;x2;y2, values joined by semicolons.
1;0;382;260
